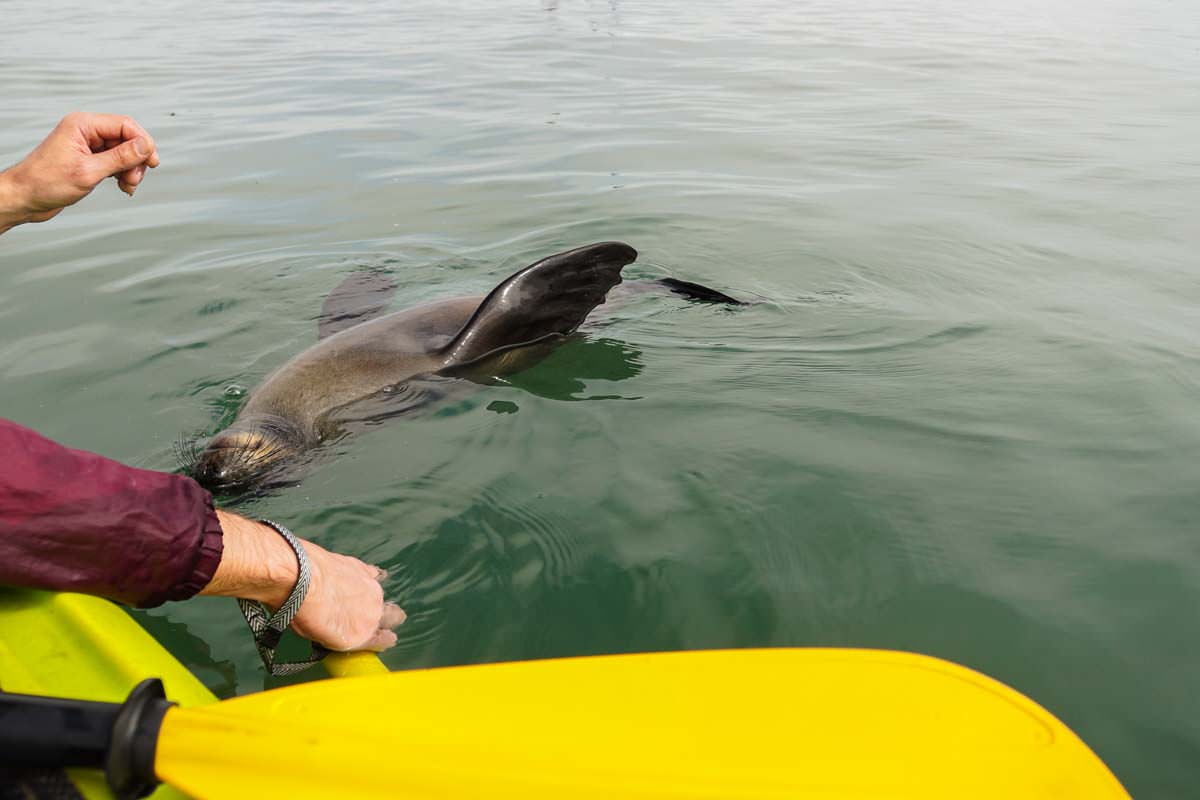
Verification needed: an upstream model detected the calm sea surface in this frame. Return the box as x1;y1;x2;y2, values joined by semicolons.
3;1;1199;794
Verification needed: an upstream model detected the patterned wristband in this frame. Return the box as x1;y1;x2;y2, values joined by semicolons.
237;519;330;676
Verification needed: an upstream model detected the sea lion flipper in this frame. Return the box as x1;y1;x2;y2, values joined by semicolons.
607;278;747;305
654;277;746;305
318;270;398;339
437;241;637;368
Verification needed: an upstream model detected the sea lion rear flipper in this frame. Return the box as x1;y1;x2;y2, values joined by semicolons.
607;278;747;305
655;277;746;305
318;270;398;339
437;241;637;368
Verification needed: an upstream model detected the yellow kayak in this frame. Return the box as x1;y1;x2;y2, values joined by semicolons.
0;588;1129;799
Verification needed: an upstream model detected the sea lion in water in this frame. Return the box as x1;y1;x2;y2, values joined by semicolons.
192;241;741;491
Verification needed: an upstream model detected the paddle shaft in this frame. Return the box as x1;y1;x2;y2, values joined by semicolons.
0;691;118;768
0;678;169;799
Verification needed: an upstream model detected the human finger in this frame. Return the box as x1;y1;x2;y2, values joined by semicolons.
84;136;153;187
72;112;150;149
379;603;407;629
80;114;160;170
357;629;399;652
115;164;147;196
117;176;136;197
116;168;138;196
124;163;147;188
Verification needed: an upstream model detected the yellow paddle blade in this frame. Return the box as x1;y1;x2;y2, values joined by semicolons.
155;648;1129;799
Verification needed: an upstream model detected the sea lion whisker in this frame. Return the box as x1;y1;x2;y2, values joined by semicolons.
173;431;206;474
247;443;286;466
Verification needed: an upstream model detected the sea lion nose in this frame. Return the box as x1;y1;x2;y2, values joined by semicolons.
192;447;230;488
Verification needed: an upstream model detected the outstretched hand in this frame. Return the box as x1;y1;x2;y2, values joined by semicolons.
204;511;407;653
290;542;408;652
0;112;160;233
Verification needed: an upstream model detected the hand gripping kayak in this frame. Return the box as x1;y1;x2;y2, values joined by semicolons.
237;519;330;677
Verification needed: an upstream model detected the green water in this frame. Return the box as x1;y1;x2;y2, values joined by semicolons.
3;1;1199;794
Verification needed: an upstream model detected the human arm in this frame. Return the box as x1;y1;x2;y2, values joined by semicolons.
0;112;161;235
0;419;402;651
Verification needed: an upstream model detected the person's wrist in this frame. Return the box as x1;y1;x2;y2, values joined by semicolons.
202;511;302;607
0;168;33;233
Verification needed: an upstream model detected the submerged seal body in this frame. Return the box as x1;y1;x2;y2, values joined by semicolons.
192;241;742;492
194;242;636;490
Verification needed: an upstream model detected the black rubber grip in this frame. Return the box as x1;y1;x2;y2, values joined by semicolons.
0;678;170;800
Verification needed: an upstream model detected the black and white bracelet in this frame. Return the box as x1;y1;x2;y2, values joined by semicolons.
237;519;330;676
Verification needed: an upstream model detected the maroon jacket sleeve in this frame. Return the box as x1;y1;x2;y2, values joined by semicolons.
0;418;224;608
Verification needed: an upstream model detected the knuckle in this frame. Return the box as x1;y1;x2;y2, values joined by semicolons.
125;115;150;139
68;161;93;187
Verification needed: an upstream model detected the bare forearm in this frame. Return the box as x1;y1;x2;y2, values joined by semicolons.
0;169;30;235
201;511;299;607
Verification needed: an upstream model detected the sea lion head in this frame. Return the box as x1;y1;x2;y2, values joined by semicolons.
192;414;308;492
